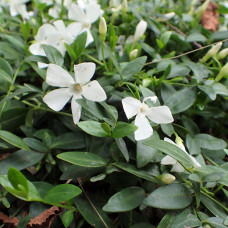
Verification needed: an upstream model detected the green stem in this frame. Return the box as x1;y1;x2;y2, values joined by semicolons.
85;54;104;66
202;154;219;166
0;62;23;118
200;190;228;213
129;210;133;227
13;96;72;117
213;184;224;194
101;42;108;71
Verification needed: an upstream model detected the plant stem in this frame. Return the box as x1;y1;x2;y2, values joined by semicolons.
101;43;108;71
85;54;104;66
202;154;219;166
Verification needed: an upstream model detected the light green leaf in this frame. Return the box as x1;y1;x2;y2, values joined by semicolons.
57;152;107;167
112;122;137;138
103;187;145;212
143;184;192;209
43;44;64;66
62;210;74;228
0;130;30;151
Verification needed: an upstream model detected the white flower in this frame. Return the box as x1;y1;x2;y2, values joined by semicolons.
161;137;201;172
43;63;107;124
68;2;102;46
133;20;147;42
122;96;174;141
9;0;30;19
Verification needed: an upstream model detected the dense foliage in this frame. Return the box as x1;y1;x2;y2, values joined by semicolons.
0;0;228;227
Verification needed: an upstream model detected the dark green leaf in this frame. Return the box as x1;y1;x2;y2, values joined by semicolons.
115;138;129;162
112;122;137;138
72;32;87;59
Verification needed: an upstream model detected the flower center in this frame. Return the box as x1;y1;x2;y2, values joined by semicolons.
75;83;82;92
139;103;149;114
83;22;91;29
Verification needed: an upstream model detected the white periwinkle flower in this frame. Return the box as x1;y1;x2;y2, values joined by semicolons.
133;20;147;42
43;63;107;124
161;137;201;172
122;96;174;141
9;0;30;19
68;2;102;46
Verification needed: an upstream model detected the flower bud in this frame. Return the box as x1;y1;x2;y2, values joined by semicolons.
142;78;151;87
129;49;138;60
201;42;222;63
99;17;107;42
133;20;147;42
217;48;228;60
159;173;176;184
175;136;186;152
122;0;128;13
203;225;212;228
215;62;228;82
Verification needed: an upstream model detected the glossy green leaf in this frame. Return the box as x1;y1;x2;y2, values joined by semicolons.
165;87;196;114
43;44;64;66
103;187;145;212
115;138;129;162
112;122;138;138
72;31;87;59
143;184;192;209
62;210;74;228
0;130;30;151
44;184;82;203
23;138;48;153
143;138;194;168
57;152;107;167
77;120;109;137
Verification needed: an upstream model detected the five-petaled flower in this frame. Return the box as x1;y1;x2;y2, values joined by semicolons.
161;137;201;172
122;96;174;141
43;63;107;124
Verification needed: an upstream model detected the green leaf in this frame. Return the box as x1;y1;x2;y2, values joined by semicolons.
57;152;107;167
143;138;194;168
113;162;158;183
115;138;129;162
72;31;87;59
8;168;29;194
77;120;109;137
44;184;82;203
23;138;48;153
143;184;192;209
42;44;64;66
0;150;43;175
4;35;25;51
198;85;216;100
112;122;138;138
0;130;30;151
108;24;118;51
0;57;13;78
195;134;227;150
186;33;207;42
204;217;228;228
157;212;176;228
103;187;145;212
62;210;74;228
165;87;196;114
122;56;147;80
161;31;172;47
64;43;76;60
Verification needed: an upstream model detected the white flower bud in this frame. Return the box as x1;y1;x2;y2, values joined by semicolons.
217;48;228;60
133;20;147;42
201;42;222;63
99;17;107;42
159;173;176;184
122;0;127;13
142;78;151;87
215;62;228;82
129;49;138;60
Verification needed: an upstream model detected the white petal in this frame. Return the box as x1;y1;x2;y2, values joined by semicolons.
85;3;100;23
38;62;48;69
74;62;96;84
53;20;66;34
82;80;107;102
85;29;94;46
161;155;177;165
68;3;86;22
134;115;153;141
189;155;201;168
67;22;83;38
71;98;82;124
147;106;174;124
170;162;185;173
29;42;45;56
122;97;141;119
46;64;75;87
43;88;72;111
35;24;57;41
143;96;157;104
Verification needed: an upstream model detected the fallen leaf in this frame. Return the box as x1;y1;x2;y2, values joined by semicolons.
0;212;19;226
201;1;219;32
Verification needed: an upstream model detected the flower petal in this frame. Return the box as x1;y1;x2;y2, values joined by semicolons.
71;98;82;124
74;62;96;84
46;64;75;87
35;24;57;41
147;106;174;124
85;29;94;46
67;22;83;39
82;80;107;102
189;155;201;168
43;88;72;111
161;155;177;165
170;162;185;172
29;42;45;56
68;3;86;22
85;3;100;23
122;97;141;119
134;115;153;141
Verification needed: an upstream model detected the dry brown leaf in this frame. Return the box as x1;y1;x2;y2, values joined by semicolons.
201;1;219;32
0;212;19;226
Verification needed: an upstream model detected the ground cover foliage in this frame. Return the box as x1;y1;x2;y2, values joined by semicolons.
0;0;228;227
